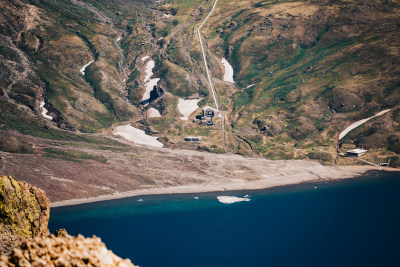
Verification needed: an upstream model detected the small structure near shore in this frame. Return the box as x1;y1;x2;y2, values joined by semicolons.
345;149;367;157
193;106;217;126
184;136;202;142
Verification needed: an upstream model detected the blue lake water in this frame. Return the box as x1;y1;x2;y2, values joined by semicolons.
49;171;400;267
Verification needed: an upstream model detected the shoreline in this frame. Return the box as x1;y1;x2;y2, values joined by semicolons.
51;166;398;208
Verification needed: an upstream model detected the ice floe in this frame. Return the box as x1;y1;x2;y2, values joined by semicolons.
217;196;251;204
338;109;391;140
80;60;94;75
40;101;53;120
177;98;201;121
147;108;161;118
113;125;163;148
221;58;234;83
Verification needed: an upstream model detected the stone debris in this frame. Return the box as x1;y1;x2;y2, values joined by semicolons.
0;235;138;267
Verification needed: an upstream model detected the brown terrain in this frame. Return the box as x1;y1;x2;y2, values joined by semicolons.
0;0;399;206
0;130;390;206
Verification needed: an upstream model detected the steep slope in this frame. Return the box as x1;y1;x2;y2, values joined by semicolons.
0;0;399;166
146;0;400;165
0;0;146;132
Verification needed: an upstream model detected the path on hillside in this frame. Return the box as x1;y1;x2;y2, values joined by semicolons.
197;0;226;151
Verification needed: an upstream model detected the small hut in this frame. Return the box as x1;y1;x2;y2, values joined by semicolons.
184;136;202;142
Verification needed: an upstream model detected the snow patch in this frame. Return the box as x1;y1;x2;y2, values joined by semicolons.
116;37;121;42
80;60;94;75
141;56;150;62
113;125;163;147
177;98;201;121
40;101;53;120
338;109;391;140
217;196;251;204
221;58;234;83
142;58;160;103
147;108;161;118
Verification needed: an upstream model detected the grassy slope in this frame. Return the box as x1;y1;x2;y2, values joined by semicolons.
149;0;400;164
1;0;399;166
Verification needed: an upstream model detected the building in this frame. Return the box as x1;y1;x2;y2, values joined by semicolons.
202;106;217;118
184;136;202;142
193;106;218;126
346;149;367;157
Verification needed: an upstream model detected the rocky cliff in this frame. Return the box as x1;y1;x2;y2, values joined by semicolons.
0;175;49;238
0;176;138;266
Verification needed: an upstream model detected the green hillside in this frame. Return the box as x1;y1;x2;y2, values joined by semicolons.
0;0;399;166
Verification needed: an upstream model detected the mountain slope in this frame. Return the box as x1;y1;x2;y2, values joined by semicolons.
0;0;399;166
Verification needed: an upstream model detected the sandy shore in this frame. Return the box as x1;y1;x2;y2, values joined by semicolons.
51;165;394;208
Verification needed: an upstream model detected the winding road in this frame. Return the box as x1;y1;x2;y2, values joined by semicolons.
197;0;219;111
197;0;226;151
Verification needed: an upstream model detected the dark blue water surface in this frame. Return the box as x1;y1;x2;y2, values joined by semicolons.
49;172;400;267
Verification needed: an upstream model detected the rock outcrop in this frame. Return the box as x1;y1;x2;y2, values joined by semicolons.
0;235;138;267
0;177;139;265
0;225;25;257
0;176;50;238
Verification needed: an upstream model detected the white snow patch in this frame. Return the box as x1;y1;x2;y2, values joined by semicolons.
217;196;251;204
40;101;53;120
147;108;161;118
163;13;172;18
80;60;94;75
221;57;234;83
141;56;150;62
116;36;121;42
113;125;163;147
142;59;160;103
177;98;201;121
246;84;255;89
338;109;391;140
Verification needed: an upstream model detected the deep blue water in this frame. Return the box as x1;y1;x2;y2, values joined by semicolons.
49;172;400;267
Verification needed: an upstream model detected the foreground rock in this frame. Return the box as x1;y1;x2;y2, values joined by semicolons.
0;235;138;267
0;176;50;238
0;225;25;257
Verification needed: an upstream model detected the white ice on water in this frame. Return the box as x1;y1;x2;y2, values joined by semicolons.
217;196;251;204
